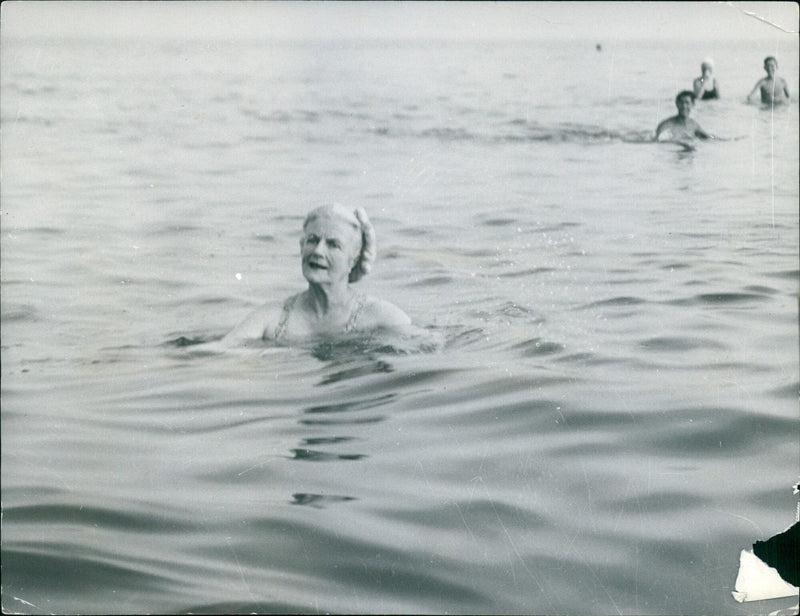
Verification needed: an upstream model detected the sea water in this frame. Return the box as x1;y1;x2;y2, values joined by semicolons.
1;36;798;614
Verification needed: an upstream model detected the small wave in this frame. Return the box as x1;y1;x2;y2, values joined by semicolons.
660;262;691;270
534;221;582;232
6;83;58;96
240;108;321;124
554;352;618;366
2;503;193;533
1;304;39;322
434;392;571;433
513;337;565;357
146;223;201;236
696;292;769;304
380;498;550;532
497;301;540;319
7;114;55;126
407;274;455;287
165;335;211;347
767;381;800;400
640;336;727;352
765;269;799;280
603;491;707;513
393;226;434;237
666;291;771;306
635;408;798;457
290;448;366;462
291;493;356;508
183;601;313;614
2;547;172;594
441;326;486;350
742;284;779;295
26;226;65;236
499;266;556;279
317;359;395;385
479;217;518;227
497;121;653;144
580;296;646;309
299;415;385;427
304;393;397;415
419;126;475;140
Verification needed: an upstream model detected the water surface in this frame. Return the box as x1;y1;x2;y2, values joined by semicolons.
2;36;798;614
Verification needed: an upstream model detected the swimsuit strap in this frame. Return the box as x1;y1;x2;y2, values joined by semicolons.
345;293;367;333
274;294;299;341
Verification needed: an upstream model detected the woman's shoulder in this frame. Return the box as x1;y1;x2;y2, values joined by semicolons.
357;294;412;330
355;294;442;351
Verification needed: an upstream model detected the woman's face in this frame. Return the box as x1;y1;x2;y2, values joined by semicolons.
300;215;361;285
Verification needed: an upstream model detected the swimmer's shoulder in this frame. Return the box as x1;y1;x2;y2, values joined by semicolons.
357;294;441;350
655;116;681;140
357;294;413;331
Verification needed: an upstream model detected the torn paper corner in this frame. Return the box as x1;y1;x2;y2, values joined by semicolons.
732;549;799;602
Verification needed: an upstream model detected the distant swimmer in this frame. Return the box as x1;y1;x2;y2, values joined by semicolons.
655;91;711;142
747;56;790;105
693;58;719;100
222;204;431;346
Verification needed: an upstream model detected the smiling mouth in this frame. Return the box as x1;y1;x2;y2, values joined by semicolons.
307;261;327;270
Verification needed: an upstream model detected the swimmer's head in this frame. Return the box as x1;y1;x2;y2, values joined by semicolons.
301;203;368;283
764;56;778;74
701;58;713;73
303;203;360;233
675;90;696;106
675;90;696;116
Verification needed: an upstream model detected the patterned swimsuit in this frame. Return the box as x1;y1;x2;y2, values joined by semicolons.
273;293;367;341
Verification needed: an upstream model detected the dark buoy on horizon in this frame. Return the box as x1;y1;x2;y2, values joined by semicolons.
596;43;602;52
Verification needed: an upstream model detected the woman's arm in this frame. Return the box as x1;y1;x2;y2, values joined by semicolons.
692;77;704;98
221;303;281;346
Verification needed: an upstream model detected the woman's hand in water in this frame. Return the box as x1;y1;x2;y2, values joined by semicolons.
349;207;376;282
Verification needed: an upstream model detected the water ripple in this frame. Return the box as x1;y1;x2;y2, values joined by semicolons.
290;448;366;462
291;493;356;508
579;296;646;309
640;336;727;352
2;546;173;594
513;337;565;357
3;503;194;534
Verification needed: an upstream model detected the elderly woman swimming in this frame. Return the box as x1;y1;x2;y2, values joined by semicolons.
223;204;416;345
